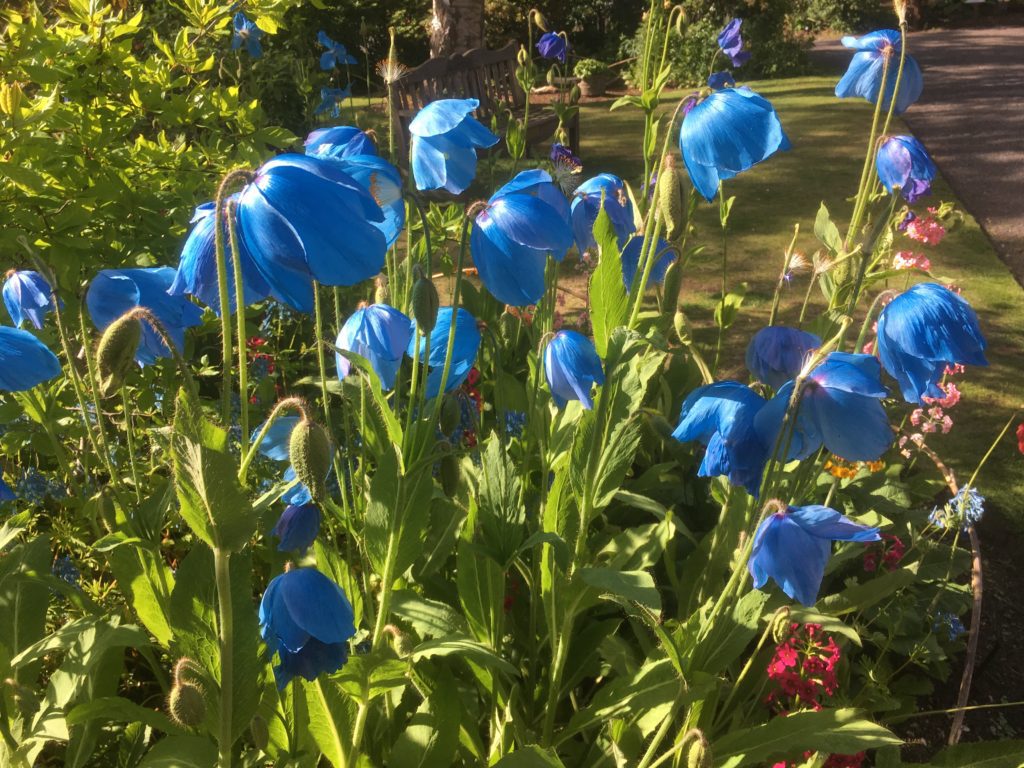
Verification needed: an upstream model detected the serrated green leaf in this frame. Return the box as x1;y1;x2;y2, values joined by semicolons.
391;591;467;639
588;204;628;357
410;636;518;676
579;567;661;612
814;202;843;254
336;653;409;702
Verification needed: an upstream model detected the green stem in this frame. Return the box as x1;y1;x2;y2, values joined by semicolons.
846;55;891;248
713;183;729;371
966;408;1020;490
768;224;800;327
79;307;121;486
312;282;346;494
120;386;142;501
432;207;478;408
227;198;250;443
214;548;234;768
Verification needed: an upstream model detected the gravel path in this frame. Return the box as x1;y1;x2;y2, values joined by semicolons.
814;26;1024;287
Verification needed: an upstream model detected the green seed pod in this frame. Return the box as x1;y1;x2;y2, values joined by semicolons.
168;682;206;728
289;418;332;504
440;453;460;498
682;731;710;768
439;394;461;436
673;310;690;345
411;267;439;333
97;312;142;397
658;155;684;239
661;259;683;316
546;68;556;87
569;84;581;105
250;714;270;750
531;10;550;32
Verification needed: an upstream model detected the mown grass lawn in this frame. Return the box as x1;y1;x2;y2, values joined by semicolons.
577;76;1024;518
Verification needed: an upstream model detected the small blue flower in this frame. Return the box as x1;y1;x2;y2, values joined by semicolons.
679;87;790;202
707;71;736;91
232;12;263;59
3;270;58;329
409;99;500;194
335;304;413;390
745;326;821;390
876;135;937;203
672;381;768;496
259;567;356;688
52;555;80;587
0;326;61;391
305;126;378;159
86;268;203;366
749;504;880;606
717;19;750;68
0;476;15;503
315;86;352;118
407;307;481;398
876;283;987;404
544;330;605;409
471;169;573;306
317;31;357;71
620;236;676;291
504;410;527;438
756;352;893;462
237;154;387;313
570;173;635;253
314;154;405;247
835;30;923;116
934;611;966;641
272;504;321;551
169;199;275;315
536;31;569;63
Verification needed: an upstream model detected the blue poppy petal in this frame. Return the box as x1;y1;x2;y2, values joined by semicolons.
0;327;61;391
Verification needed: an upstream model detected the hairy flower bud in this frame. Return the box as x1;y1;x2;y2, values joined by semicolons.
168;682;206;728
96;312;142;397
439;394;461;436
893;0;908;24
658;155;684;239
411;266;440;333
681;731;710;768
440;453;460;497
289;418;332;504
374;276;391;305
673;310;690;345
661;259;683;316
531;10;550;32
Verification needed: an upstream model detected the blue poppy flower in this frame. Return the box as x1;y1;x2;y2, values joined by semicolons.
707;71;736;91
679;87;790;202
755;352;893;462
409;99;500;194
315;86;352;118
317;31;357;71
717;19;750;68
0;476;14;502
620;236;676;291
272;504;321;551
327;155;406;248
749;504;880;606
231;12;263;58
335;303;413;390
672;381;768;496
471;169;573;306
876;135;936;203
169;199;275;315
407;307;481;398
237;154;387;313
570;173;635;253
876;283;987;404
544;330;605;409
0;326;60;392
259;567;356;688
3;270;59;330
745;326;821;390
305;126;378;159
536;31;568;63
835;30;923;116
86;268;203;365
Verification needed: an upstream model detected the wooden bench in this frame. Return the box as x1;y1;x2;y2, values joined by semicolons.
389;41;580;164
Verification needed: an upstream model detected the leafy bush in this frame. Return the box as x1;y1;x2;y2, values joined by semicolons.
573;56;610;78
791;0;892;33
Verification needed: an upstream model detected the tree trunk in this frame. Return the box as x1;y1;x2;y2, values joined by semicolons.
430;0;485;58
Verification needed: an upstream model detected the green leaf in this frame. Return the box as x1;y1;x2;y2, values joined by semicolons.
814;202;843;255
818;565;918;616
492;745;567;767
389;666;461;768
0;535;52;683
100;527;174;646
410;636;518;677
930;739;1024;767
137;736;218;767
692;589;769;676
66;697;183;736
364;448;434;578
303;678;355;768
588;204;628;357
391;591;467;639
579;568;661;613
714;283;747;330
475;436;525;563
457;540;505;646
714;708;901;767
336;653;409;702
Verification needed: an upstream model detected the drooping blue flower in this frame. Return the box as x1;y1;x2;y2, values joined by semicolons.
237;154;387;313
471;169;573;306
317;31;357;71
335;304;413;390
876;135;937;203
409;99;500;194
544;330;605;409
232;12;263;58
745;326;822;390
620;236;676;291
86;268;203;366
536;31;569;63
259;567;356;688
835;30;923;116
717;19;751;68
749;504;880;606
550;143;583;196
0;326;61;391
0;476;13;502
332;155;406;247
755;352;893;462
679;87;790;202
3;270;58;329
305;126;378;159
407;307;481;398
876;283;987;404
272;504;321;551
672;381;768;496
707;71;736;91
570;173;635;253
169;199;275;315
315;86;352;118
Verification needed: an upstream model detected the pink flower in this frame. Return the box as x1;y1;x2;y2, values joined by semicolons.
925;382;961;409
910;409;924;426
893;250;931;271
904;215;946;246
941;415;953;433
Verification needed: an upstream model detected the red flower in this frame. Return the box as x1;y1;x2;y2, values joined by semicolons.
1016;422;1024;455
